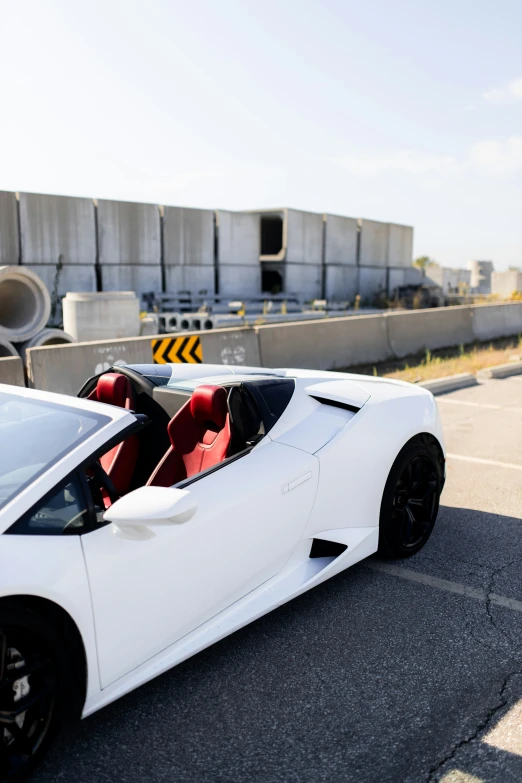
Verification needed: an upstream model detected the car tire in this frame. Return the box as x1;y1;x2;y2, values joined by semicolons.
378;437;442;558
0;602;81;782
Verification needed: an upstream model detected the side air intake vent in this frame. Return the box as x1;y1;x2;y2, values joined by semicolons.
309;395;360;413
309;539;348;559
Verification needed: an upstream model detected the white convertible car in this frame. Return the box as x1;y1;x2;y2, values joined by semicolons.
0;363;445;780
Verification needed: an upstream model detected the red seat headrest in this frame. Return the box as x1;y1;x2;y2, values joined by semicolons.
190;385;228;431
97;373;131;408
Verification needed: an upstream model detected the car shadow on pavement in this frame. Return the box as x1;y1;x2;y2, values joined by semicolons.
33;504;522;783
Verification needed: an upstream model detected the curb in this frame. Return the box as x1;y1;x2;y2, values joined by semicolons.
418;373;478;395
477;360;522;381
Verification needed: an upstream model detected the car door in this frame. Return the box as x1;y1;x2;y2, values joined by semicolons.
81;439;319;688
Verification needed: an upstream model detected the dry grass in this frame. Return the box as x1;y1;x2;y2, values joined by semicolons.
343;335;522;383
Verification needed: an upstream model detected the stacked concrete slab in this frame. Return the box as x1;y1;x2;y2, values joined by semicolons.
163;207;215;296
0;191;19;265
215;211;260;298
97;199;162;299
254;208;323;300
358;219;414;299
19;193;97;318
323;214;358;302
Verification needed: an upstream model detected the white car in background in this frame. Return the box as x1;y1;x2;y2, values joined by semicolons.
0;363;445;780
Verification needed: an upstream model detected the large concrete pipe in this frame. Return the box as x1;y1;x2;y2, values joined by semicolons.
18;328;75;361
0;266;51;343
0;337;19;358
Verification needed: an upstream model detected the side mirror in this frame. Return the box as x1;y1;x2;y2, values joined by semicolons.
104;486;198;527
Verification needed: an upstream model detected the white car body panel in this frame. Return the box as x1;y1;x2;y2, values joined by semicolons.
0;367;445;720
0;535;100;700
81;440;319;687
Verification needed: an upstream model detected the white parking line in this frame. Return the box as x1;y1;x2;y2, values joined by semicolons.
446;453;522;471
365;561;522;613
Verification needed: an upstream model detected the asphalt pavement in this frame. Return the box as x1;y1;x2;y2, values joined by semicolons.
34;376;522;783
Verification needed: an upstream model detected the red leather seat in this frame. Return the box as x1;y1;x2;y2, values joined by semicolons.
147;385;231;488
89;373;139;498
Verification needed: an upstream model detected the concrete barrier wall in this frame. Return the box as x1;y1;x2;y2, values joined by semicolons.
19;193;96;265
0;191;19;265
0;356;25;387
471;302;522;341
27;327;261;395
386;306;474;358
25;302;522;393
256;313;390;370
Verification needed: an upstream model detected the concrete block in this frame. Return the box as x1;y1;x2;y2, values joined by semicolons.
285;264;322;301
0;356;25;386
491;270;522;299
254;208;323;265
163;207;214;267
216;211;259;266
0;191;19;265
477;360;522;380
471;302;522;341
324;214;357;266
100;265;162;299
388;269;405;295
285;209;324;265
165;265;215;295
218;265;261;298
255;313;390;370
359;267;387;300
63;292;140;342
386;306;475;358
97;199;161;265
418;373;478;395
387;224;413;267
325;265;359;302
27;327;260;395
19;192;95;265
358;219;388;267
425;266;471;295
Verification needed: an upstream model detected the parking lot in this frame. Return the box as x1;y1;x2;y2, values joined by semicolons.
34;376;522;783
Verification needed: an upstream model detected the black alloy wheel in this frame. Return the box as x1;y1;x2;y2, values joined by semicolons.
379;439;442;558
0;604;80;782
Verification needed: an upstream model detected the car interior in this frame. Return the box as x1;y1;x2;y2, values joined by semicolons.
79;368;291;509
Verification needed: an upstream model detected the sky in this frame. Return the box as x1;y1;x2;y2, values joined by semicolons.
0;0;521;269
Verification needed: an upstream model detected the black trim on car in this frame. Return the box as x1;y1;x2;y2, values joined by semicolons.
309;395;360;413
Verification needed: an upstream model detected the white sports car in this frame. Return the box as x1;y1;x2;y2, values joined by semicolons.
0;363;445;780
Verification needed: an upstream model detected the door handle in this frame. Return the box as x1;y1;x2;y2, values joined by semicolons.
282;470;312;495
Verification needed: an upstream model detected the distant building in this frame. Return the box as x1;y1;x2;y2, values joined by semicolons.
491;270;522;299
468;260;494;294
425;266;471;295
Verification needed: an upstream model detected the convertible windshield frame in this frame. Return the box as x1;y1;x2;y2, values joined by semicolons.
0;391;112;513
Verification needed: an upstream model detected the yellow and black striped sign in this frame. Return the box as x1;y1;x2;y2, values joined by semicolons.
152;335;203;364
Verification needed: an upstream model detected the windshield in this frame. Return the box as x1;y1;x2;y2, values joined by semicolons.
0;392;110;511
